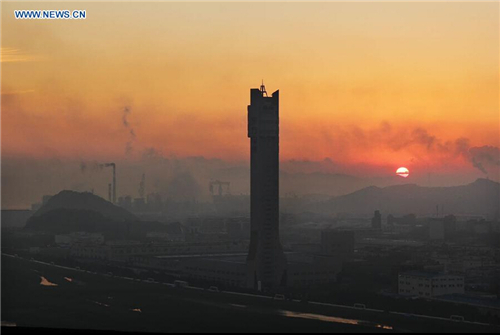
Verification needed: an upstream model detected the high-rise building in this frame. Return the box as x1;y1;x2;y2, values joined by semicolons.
246;83;287;290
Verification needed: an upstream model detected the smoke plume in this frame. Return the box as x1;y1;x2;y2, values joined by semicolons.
468;146;500;175
122;106;136;155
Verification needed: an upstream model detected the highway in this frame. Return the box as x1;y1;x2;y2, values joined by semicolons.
3;253;499;333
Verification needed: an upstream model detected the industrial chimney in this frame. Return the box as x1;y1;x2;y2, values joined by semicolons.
104;163;116;203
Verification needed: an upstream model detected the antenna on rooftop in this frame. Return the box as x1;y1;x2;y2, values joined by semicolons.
260;80;268;97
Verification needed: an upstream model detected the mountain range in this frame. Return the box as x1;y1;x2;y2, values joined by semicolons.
308;178;500;218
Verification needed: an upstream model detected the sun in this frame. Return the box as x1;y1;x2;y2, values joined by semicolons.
396;167;409;178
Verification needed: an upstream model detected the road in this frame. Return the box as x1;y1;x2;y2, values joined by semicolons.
2;254;499;333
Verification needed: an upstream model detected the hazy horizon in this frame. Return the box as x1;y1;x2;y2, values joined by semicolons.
1;155;494;210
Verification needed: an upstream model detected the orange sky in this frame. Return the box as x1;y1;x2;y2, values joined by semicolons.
2;2;499;177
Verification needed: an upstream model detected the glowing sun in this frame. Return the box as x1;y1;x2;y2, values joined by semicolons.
396;167;410;178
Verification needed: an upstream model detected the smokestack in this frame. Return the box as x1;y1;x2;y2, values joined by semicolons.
104;163;116;204
113;165;116;203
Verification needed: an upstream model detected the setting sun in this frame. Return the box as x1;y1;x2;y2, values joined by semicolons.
396;167;410;178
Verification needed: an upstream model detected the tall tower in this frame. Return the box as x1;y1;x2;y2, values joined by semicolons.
246;83;287;290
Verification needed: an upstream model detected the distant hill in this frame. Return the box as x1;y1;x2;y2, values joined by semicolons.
24;190;182;239
280;172;368;197
31;190;137;222
309;178;500;218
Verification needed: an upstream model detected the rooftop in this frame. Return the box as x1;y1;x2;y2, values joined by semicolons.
400;271;463;279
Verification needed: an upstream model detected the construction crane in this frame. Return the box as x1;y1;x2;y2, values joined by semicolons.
209;180;230;196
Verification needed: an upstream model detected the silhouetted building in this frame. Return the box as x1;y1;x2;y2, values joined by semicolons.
246;83;287;290
443;214;457;237
371;210;382;229
428;214;457;240
387;213;417;226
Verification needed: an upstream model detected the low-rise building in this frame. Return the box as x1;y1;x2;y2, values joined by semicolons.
398;271;464;298
179;252;341;289
70;240;248;262
55;232;104;247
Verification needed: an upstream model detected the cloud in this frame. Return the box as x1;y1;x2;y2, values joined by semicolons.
79;161;104;174
1;89;35;95
281;158;339;174
294;121;499;176
468;146;500;175
373;124;499;174
0;47;41;63
142;147;164;161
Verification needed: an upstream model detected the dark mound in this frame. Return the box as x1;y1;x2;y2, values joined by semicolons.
32;190;137;222
24;191;181;239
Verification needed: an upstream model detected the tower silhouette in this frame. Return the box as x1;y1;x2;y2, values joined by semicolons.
246;83;287;290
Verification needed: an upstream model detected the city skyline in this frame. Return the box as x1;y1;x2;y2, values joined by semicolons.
2;2;500;333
